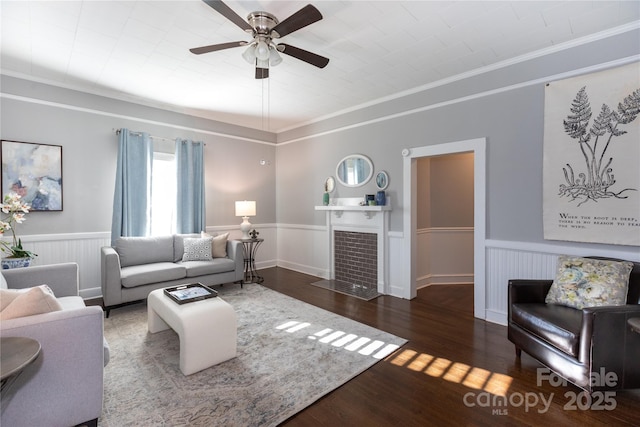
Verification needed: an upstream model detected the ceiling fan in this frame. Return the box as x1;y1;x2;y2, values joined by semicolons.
190;0;329;79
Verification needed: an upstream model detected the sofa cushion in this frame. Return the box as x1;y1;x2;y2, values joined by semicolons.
173;234;200;262
512;303;583;358
120;263;186;288
116;236;174;267
179;258;237;278
0;285;63;320
182;237;213;262
545;256;634;309
201;232;229;258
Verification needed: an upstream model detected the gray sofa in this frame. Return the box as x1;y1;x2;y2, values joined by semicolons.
1;262;108;427
101;234;244;316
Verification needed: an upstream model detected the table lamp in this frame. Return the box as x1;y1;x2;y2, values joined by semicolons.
235;201;256;239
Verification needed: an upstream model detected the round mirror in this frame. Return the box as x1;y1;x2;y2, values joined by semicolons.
376;171;389;190
336;154;373;187
325;176;335;193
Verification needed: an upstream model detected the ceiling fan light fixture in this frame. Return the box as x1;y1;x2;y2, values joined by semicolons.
191;1;328;80
269;47;282;66
242;44;256;64
255;40;270;61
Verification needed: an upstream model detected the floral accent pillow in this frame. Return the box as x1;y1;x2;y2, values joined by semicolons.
545;256;634;309
182;237;213;262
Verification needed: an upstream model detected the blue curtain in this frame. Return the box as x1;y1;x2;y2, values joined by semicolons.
176;138;205;233
110;129;153;245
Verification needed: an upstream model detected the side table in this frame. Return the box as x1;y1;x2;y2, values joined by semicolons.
236;238;264;284
1;337;41;394
628;318;640;334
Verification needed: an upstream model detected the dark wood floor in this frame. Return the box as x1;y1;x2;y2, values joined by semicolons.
256;267;640;427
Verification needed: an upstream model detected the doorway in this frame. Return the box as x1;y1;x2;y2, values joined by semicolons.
402;138;487;320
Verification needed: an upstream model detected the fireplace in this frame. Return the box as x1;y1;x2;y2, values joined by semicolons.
313;197;391;300
334;230;377;288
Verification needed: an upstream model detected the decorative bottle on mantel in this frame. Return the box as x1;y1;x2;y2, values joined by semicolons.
323;191;330;206
323;181;330;206
376;190;386;206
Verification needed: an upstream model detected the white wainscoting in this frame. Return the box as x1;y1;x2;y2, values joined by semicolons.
19;232;111;299
417;227;474;288
276;223;407;298
17;225;279;300
206;224;278;272
484;240;640;325
19;228;638;316
276;224;328;279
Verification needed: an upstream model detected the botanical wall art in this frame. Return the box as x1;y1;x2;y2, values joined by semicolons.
543;62;640;246
1;140;63;211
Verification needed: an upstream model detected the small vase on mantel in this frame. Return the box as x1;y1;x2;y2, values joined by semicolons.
1;257;32;270
375;191;386;206
323;191;330;206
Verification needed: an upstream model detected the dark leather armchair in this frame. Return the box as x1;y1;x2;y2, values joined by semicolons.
508;257;640;392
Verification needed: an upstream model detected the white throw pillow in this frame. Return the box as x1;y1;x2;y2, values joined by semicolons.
201;232;229;258
0;285;62;320
0;271;7;290
182;237;213;262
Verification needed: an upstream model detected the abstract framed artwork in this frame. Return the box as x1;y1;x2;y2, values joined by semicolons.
542;62;639;246
1;140;63;211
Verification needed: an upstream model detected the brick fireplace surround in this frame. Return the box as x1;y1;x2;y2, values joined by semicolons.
334;230;377;288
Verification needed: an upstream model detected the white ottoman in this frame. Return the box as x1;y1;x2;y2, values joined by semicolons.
147;288;237;375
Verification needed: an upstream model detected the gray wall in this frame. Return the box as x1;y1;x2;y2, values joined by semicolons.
1;28;638;257
276;29;639;253
0;75;277;235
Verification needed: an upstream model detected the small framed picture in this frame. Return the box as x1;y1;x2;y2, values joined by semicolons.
1;140;63;211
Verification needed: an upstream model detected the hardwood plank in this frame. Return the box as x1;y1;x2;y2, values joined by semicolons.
258;267;640;426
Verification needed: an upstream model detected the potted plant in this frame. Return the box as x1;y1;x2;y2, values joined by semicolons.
1;192;37;269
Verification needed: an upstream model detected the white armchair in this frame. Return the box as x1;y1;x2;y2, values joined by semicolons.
1;263;108;427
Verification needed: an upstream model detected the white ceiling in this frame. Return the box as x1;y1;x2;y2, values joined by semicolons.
1;1;639;132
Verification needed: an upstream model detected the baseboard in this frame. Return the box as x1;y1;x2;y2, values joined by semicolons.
276;260;328;280
417;273;474;288
485;309;507;326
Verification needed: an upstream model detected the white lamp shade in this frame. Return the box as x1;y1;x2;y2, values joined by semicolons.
235;200;256;217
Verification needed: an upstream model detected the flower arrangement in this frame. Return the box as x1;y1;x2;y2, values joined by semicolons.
0;192;37;259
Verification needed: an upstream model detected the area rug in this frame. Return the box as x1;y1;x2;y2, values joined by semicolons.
100;284;407;426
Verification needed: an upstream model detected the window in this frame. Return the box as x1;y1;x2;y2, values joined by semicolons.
150;151;176;236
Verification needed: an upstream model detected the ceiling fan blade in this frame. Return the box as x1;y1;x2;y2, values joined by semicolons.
255;67;269;79
278;44;329;68
271;4;322;38
189;41;247;55
203;0;252;32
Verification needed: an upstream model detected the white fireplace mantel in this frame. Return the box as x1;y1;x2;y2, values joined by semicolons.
315;197;391;293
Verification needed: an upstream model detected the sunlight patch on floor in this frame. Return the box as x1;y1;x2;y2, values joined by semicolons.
388;349;513;396
275;321;401;360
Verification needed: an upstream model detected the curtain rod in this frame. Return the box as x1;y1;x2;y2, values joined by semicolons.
113;128;174;142
113;128;205;145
